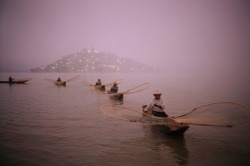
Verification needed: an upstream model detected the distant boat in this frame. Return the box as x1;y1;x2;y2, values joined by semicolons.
0;79;30;84
81;79;123;92
44;75;80;86
99;83;149;100
54;81;67;86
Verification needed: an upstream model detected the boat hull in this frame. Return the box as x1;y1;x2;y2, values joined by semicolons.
54;81;66;86
0;80;29;84
109;93;123;100
140;117;189;134
95;85;105;91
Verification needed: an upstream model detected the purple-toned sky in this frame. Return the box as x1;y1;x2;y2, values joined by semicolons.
0;0;249;73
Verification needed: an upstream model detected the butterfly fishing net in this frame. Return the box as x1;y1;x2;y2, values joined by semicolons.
100;102;250;127
175;102;250;127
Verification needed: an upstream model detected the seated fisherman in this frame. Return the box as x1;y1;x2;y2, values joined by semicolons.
143;90;169;117
9;76;13;83
110;82;118;93
95;79;102;86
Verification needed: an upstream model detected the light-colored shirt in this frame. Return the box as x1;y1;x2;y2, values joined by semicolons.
145;98;165;113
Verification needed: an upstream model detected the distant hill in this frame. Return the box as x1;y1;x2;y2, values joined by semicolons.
30;48;156;73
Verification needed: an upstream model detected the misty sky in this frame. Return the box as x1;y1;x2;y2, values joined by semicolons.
0;0;249;73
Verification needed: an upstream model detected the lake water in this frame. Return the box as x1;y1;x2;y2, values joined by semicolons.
0;72;250;166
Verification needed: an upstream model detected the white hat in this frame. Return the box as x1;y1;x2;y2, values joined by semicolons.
153;90;161;95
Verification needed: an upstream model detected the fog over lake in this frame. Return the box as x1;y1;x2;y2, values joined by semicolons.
0;0;249;74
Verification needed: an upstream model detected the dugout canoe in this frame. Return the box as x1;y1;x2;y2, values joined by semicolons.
0;80;29;84
142;106;189;134
108;92;124;100
54;81;66;86
95;85;105;91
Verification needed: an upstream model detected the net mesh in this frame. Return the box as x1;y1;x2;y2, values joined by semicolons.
175;102;250;127
100;102;250;127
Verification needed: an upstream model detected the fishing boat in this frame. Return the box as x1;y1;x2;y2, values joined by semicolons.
95;85;105;91
140;116;189;134
0;80;30;84
44;75;80;86
108;92;124;100
142;106;189;134
96;83;149;100
82;79;122;92
54;81;66;86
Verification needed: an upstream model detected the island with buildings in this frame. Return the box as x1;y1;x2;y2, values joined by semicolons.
31;48;156;73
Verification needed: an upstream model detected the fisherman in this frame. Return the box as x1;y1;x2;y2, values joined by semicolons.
9;76;13;83
95;79;102;86
143;90;169;117
110;82;118;93
57;77;61;82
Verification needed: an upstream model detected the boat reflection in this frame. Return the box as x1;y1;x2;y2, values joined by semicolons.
142;125;189;165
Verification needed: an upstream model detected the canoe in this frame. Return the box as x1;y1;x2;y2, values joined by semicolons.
95;85;105;91
140;116;189;134
142;106;189;134
0;80;29;84
54;81;66;86
108;92;124;100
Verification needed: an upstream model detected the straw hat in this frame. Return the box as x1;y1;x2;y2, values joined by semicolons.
153;90;161;95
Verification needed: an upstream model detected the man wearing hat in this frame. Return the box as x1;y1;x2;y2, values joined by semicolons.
143;90;168;117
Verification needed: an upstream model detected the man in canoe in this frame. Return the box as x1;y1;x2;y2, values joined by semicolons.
110;82;118;93
57;77;61;82
9;76;13;83
143;90;169;117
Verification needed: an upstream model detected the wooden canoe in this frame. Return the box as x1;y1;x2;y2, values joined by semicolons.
142;105;189;134
54;81;66;86
108;92;124;100
0;80;29;84
95;85;105;91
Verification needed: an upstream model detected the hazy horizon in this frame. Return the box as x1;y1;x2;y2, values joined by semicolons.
0;0;250;74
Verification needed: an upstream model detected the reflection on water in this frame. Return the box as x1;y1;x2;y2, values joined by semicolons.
142;125;189;165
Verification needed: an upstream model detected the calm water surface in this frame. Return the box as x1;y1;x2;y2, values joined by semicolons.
0;72;249;166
